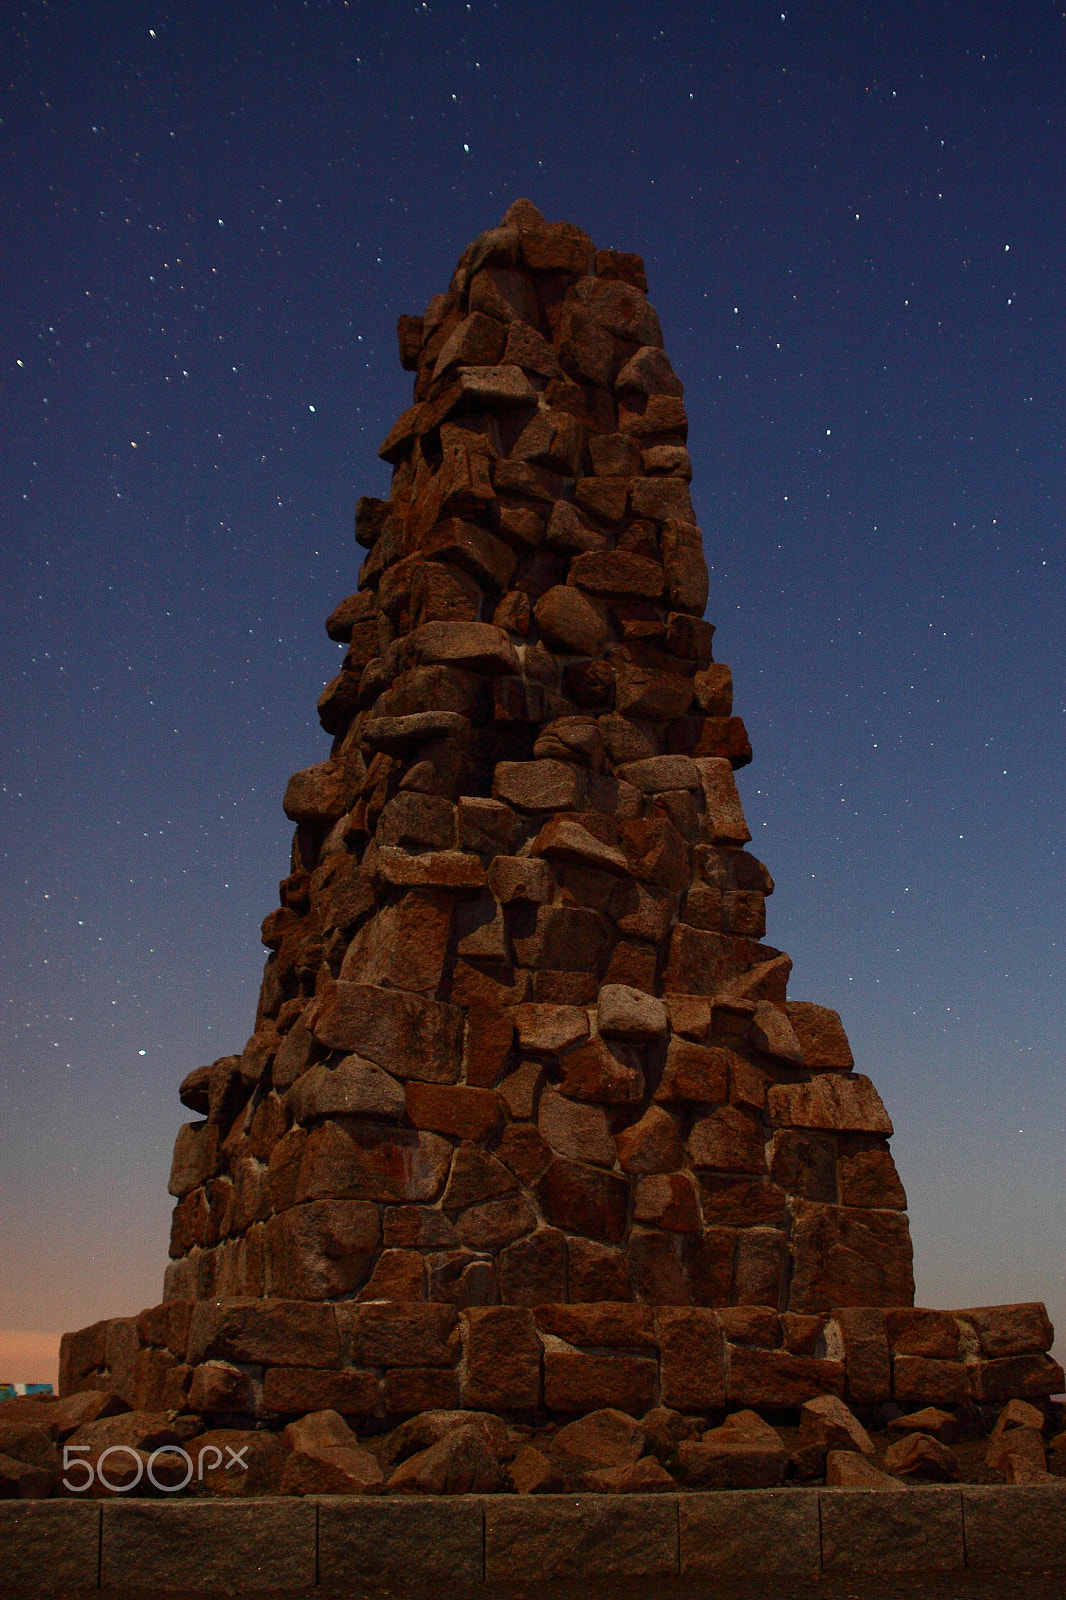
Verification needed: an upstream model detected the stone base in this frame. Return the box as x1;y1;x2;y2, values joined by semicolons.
4;1485;1066;1595
60;1298;1061;1421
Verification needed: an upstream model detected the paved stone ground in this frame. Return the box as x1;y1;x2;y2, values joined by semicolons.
11;1580;1060;1599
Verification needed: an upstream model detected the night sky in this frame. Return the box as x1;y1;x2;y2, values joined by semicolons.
2;0;1063;1382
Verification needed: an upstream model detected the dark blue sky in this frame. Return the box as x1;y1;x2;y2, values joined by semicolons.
1;0;1062;1353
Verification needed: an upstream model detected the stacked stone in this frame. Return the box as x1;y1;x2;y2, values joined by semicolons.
163;199;916;1323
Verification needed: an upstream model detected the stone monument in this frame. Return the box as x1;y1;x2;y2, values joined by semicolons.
58;203;1060;1463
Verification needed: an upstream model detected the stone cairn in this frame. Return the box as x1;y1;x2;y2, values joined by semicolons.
38;203;1059;1498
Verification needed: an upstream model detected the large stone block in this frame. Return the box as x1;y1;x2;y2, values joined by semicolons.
341;889;454;993
769;1072;893;1134
461;1306;541;1409
962;1483;1066;1569
954;1301;1055;1357
543;1350;657;1414
320;1497;485;1586
679;1489;819;1577
728;1346;845;1407
186;1299;341;1368
657;1307;726;1409
101;1500;316;1591
295;1119;452;1204
340;1303;459;1368
788;1202;914;1312
314;982;464;1082
0;1502;101;1593
264;1199;379;1299
819;1485;964;1574
535;1159;629;1242
484;1495;677;1581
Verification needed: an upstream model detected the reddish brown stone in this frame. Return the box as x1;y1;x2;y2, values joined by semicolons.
295;1120;452;1205
405;1081;502;1140
615;1105;685;1173
511;1002;589;1054
689;1229;736;1305
533;815;629;874
657;1308;726;1409
825;1450;905;1489
552;1408;646;1466
543;1351;658;1415
698;1176;787;1229
186;1299;342;1368
187;1360;254;1414
455;1193;537;1252
461;1307;541;1409
567;1238;632;1301
884;1431;959;1482
633;1173;700;1232
655;1039;730;1104
663;925;762;997
487;855;554;905
355;1248;425;1302
769;1073;893;1135
283;760;348;825
968;1353;1065;1404
538;1090;615;1165
888;1406;959;1445
768;1130;837;1202
384;1366;462;1414
497;1123;554;1184
341;890;454;994
838;1145;908;1209
688;1105;767;1173
698;1311;768;1358
728;1346;845;1406
893;1355;970;1406
831;1306;892;1405
555;1035;642;1103
883;1308;959;1360
341;1303;460;1368
389;1423;502;1494
678;1412;788;1489
788;1201;914;1312
784;1001;854;1070
533;584;608;655
629;1228;691;1303
65;1408;182;1460
441;1143;518;1209
281;1410;384;1495
497;1227;568;1305
263;1367;379;1415
314;983;463;1083
493;758;586;812
954;1302;1054;1357
781;1312;825;1356
512;903;612;973
535;1158;629;1243
382;1204;459;1250
459;1008;512;1090
733;1226;788;1307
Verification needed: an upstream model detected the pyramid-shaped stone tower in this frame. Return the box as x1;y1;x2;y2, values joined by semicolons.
166;195;914;1321
60;204;1059;1431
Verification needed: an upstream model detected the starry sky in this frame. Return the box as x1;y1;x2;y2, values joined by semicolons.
2;0;1063;1383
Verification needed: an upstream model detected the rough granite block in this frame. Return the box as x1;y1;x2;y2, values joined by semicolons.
963;1482;1066;1569
101;1497;316;1592
319;1494;484;1585
0;1500;101;1594
679;1488;819;1576
819;1485;964;1573
484;1493;678;1581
